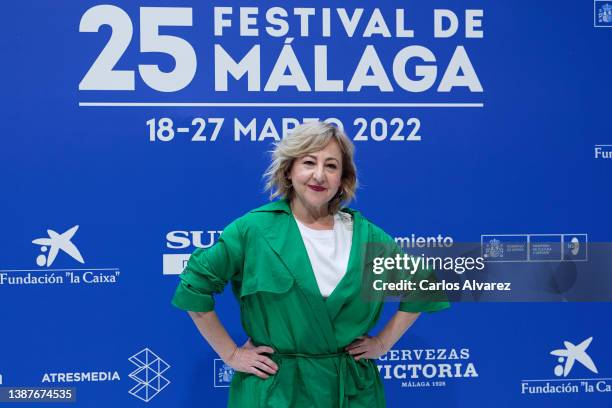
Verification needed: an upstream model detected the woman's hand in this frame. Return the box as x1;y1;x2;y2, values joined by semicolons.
226;338;278;379
345;335;388;361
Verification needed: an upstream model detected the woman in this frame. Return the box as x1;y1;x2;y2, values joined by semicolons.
172;121;449;407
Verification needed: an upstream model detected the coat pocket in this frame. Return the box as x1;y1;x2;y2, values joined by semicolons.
240;268;295;298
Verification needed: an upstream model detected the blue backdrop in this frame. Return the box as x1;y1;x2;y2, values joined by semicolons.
2;1;611;407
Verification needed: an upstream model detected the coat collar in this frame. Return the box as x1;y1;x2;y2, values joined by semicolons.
250;198;360;218
252;199;366;351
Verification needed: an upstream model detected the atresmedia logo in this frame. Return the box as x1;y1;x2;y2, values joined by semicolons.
128;348;171;402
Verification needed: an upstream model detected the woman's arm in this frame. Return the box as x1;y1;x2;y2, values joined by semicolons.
188;311;238;361
345;310;420;360
188;311;278;379
375;310;420;352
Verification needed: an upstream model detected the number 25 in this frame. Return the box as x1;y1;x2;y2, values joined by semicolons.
79;5;196;92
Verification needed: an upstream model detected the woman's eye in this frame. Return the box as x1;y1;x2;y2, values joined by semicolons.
326;164;338;169
304;160;315;165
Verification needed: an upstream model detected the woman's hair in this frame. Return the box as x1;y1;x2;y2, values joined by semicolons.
264;121;358;214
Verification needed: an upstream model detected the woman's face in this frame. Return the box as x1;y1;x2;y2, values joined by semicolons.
288;140;343;213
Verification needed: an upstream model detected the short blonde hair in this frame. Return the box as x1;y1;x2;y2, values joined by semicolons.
264;121;358;214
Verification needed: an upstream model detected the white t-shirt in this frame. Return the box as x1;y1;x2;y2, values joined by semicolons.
294;212;353;298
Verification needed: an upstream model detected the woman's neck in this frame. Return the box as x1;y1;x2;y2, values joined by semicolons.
290;198;334;229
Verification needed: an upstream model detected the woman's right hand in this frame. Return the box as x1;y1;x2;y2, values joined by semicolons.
226;338;278;379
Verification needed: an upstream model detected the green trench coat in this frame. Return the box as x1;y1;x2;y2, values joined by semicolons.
172;199;449;407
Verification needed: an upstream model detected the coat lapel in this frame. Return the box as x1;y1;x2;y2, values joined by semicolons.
325;209;367;321
252;200;338;351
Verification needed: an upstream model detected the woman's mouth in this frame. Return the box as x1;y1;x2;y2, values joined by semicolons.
308;185;327;192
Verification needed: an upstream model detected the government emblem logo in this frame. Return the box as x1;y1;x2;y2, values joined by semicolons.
595;1;612;27
214;359;234;387
484;238;503;259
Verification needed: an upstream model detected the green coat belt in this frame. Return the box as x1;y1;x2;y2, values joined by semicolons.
172;199;449;407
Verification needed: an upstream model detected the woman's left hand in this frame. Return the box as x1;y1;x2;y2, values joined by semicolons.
345;335;388;361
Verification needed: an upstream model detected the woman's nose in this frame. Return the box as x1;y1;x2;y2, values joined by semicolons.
313;165;325;182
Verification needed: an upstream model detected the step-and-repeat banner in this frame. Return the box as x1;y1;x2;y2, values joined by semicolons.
2;1;612;407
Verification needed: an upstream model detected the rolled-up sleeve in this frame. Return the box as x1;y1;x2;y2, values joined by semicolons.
171;220;245;312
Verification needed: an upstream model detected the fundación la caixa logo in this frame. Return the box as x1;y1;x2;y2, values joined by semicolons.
594;144;612;159
0;225;121;287
550;337;598;378
163;229;222;275
20;225;121;285
32;225;85;267
521;336;611;395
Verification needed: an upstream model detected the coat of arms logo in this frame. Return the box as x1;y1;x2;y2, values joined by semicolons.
484;238;504;259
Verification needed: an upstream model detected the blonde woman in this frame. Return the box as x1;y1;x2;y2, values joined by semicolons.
172;121;449;407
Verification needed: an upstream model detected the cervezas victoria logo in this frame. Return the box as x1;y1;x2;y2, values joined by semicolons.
377;347;478;389
521;336;612;395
